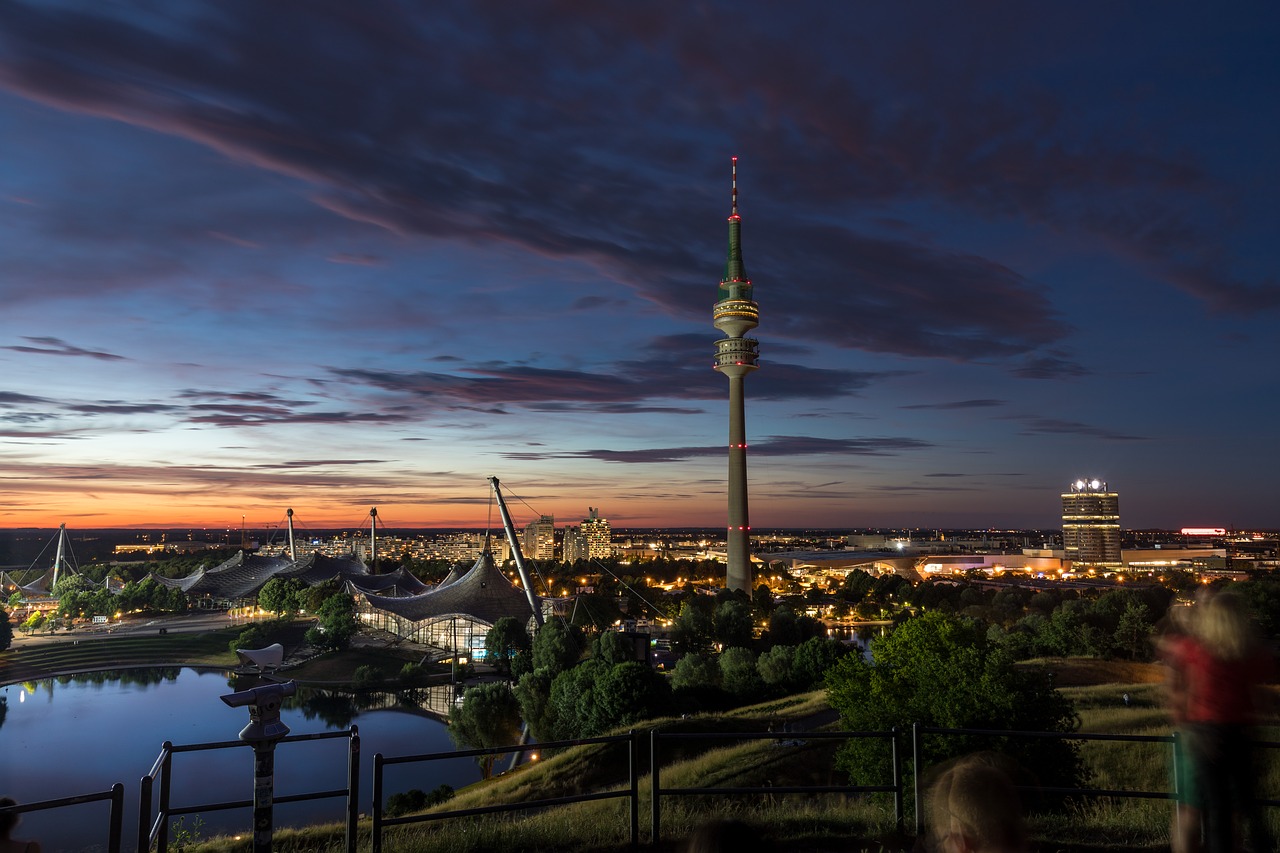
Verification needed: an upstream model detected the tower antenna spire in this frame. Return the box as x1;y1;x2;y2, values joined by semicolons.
731;155;738;216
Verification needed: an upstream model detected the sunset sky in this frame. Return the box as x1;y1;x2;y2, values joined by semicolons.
1;2;1278;532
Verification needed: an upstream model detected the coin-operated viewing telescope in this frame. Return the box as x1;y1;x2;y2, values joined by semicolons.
221;679;298;853
221;680;297;743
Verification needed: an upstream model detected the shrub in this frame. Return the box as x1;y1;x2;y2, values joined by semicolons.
229;625;267;653
353;665;384;688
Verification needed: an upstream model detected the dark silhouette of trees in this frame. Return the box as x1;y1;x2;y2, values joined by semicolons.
827;611;1085;791
484;616;532;676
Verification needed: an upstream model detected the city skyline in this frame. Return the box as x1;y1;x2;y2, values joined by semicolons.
2;3;1278;531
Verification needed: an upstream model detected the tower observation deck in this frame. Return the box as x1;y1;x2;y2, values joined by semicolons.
713;157;759;592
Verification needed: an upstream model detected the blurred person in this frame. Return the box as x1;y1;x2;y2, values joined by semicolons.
1162;590;1273;853
1158;603;1203;853
0;797;42;853
927;753;1029;853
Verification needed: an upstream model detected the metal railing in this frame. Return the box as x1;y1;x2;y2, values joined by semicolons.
0;785;125;853
22;720;1275;850
371;731;641;853
910;723;1181;835
649;728;901;845
139;726;360;853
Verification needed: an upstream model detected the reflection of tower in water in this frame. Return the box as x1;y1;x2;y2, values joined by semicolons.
712;158;760;592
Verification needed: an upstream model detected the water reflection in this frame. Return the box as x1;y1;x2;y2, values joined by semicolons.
1;668;480;853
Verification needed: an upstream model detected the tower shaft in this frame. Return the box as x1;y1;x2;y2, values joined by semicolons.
725;375;751;591
712;157;760;592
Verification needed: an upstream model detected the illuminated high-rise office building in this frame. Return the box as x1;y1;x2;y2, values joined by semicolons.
712;157;760;592
1062;478;1121;566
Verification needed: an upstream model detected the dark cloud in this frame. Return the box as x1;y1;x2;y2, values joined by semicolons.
570;295;620;310
1011;356;1090;380
332;336;890;408
1018;418;1147;441
901;399;1006;410
67;403;181;415
524;402;706;415
178;389;318;407
0;391;51;405
504;434;931;464
1;0;1260;370
327;253;382;266
871;484;980;493
3;336;126;360
186;410;412;427
248;459;388;469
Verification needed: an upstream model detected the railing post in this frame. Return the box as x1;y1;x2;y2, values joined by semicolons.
347;727;361;853
371;752;384;853
158;742;173;853
890;727;902;832
108;782;124;853
628;730;639;849
912;722;922;837
649;730;661;846
1171;730;1182;839
138;772;154;853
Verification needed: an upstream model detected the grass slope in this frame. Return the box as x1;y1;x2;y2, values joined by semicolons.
1;631;240;682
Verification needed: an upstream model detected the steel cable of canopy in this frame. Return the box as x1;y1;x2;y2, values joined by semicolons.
494;481;668;624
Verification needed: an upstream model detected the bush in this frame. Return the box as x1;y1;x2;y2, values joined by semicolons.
353;665;384;688
385;784;454;818
230;625;267;654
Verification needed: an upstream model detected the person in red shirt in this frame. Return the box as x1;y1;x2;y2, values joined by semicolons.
1158;604;1203;853
1163;590;1273;853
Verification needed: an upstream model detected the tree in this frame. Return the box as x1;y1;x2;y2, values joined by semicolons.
0;610;12;652
1113;601;1154;661
791;636;852;690
826;611;1085;791
531;619;581;677
448;682;522;778
756;644;797;692
52;574;93;598
304;577;346;613
484;617;532;676
718;646;763;700
713;600;754;649
766;606;822;646
752;584;775;617
670;653;721;692
307;593;357;651
593;630;638;666
258;577;307;617
546;659;607;739
588;662;671;733
514;669;556;741
7;591;24;610
841;569;876;600
671;600;715;655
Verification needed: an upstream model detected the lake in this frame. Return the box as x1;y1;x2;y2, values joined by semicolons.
0;668;483;853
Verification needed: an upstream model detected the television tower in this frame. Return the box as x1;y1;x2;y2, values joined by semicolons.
712;156;760;592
